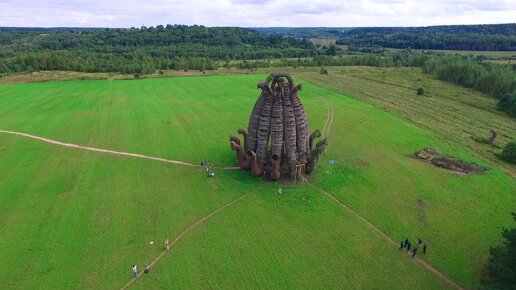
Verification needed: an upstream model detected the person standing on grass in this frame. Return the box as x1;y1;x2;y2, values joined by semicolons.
404;238;409;248
132;265;138;278
423;243;427;254
412;247;418;258
399;241;404;251
407;241;411;253
165;239;170;251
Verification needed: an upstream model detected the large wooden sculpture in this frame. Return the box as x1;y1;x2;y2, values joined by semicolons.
229;72;326;182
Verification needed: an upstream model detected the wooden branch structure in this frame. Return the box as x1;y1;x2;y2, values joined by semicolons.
229;72;327;182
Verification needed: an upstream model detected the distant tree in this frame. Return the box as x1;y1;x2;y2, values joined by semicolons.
417;87;425;95
320;66;328;75
480;212;516;289
141;56;155;74
326;45;338;56
498;92;516;118
500;141;516;164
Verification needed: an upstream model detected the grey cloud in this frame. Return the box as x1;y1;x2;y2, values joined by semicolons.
440;0;515;11
0;0;515;27
230;0;273;5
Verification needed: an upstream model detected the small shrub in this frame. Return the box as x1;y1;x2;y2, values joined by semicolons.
500;141;516;164
159;70;164;75
320;66;328;75
134;73;141;79
497;92;516;118
480;212;516;289
417;87;425;95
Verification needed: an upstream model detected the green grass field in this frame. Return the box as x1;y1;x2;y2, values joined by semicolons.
0;74;514;289
297;66;516;178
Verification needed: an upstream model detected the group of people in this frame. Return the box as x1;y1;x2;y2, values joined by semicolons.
132;239;171;278
400;237;427;259
202;158;215;177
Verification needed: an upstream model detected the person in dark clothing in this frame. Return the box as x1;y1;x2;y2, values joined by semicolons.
423;243;427;254
399;241;404;251
417;238;422;245
412;247;418;258
404;238;409;248
407;241;411;252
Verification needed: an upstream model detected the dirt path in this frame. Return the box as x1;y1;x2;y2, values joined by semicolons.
322;100;334;138
120;191;253;290
313;100;464;289
312;185;464;289
0;130;239;170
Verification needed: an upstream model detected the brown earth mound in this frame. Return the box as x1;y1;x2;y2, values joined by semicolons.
415;148;488;174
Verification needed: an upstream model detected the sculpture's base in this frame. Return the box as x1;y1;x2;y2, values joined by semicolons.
259;162;306;183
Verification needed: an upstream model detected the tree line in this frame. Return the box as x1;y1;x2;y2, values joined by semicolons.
0;25;317;74
335;24;516;51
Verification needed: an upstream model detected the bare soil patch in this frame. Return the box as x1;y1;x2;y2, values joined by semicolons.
416;148;488;174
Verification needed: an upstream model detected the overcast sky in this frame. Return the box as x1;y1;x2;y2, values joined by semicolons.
0;0;515;28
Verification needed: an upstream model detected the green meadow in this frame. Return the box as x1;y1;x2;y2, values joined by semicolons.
0;74;514;289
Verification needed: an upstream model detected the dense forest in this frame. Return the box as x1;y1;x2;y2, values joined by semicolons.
335;24;516;51
253;27;353;39
255;24;516;51
0;25;317;74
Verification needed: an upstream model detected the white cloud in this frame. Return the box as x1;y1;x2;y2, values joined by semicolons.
0;0;514;27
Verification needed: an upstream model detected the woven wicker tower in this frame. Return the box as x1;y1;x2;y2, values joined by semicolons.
229;72;327;182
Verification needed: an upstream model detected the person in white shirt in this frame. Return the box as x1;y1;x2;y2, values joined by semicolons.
132;265;138;278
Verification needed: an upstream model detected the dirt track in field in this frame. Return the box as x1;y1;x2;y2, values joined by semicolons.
0;130;239;170
120;191;254;290
312;99;463;289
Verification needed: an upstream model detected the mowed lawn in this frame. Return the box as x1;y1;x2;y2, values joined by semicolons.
0;74;514;289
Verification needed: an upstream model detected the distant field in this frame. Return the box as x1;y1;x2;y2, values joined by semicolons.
0;74;514;289
386;48;516;59
0;71;133;84
310;38;338;46
485;59;514;64
305;38;516;59
427;49;516;59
